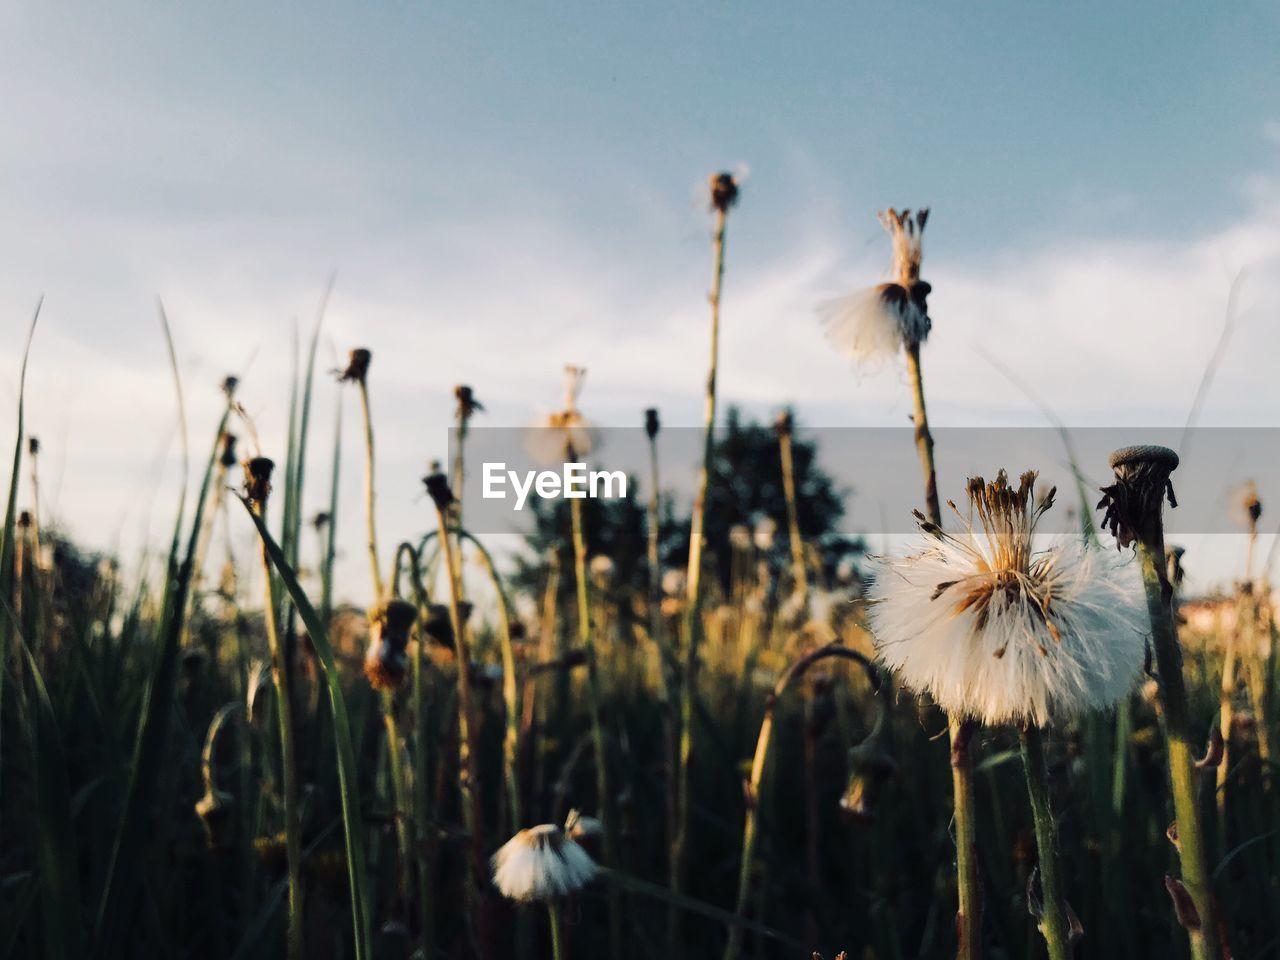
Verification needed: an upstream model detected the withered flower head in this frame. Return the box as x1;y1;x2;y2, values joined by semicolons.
869;469;1147;726
774;410;793;437
242;457;275;507
1235;480;1262;529
423;601;472;650
527;366;597;464
17;510;30;529
840;724;898;823
454;384;484;419
27;436;39;456
644;407;660;440
364;598;418;691
221;375;239;400
708;171;740;213
423;472;454;511
819;207;932;367
1098;445;1179;549
219;432;238;468
312;511;331;532
338;348;372;385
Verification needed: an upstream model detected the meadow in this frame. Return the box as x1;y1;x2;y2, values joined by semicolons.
0;173;1274;960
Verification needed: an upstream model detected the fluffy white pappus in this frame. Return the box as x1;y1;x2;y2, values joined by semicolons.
869;536;1146;726
491;824;597;903
819;283;930;368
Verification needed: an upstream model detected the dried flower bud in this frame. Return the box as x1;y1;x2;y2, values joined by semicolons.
364;598;418;691
1099;445;1179;549
423;472;455;511
840;726;898;823
219;432;238;469
312;511;331;532
644;407;660;440
221;375;239;399
17;511;30;530
338;348;372;385
242;457;275;507
27;436;39;456
454;384;484;420
708;171;740;212
423;601;472;650
774;410;793;438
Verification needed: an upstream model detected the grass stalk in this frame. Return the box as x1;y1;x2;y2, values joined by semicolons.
776;413;808;606
357;376;383;599
569;493;623;960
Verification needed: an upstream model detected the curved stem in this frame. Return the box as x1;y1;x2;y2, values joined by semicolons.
1020;725;1071;960
723;643;880;960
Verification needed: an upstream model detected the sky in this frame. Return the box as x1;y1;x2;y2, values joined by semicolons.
0;2;1278;602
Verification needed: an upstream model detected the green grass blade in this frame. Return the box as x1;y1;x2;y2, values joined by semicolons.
93;310;230;955
237;496;372;960
23;646;85;960
0;298;41;804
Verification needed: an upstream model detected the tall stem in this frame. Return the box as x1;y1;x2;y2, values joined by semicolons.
252;496;303;960
1020;726;1072;960
433;505;489;960
1136;538;1220;960
905;340;980;959
547;901;565;960
778;424;808;606
570;495;623;960
672;204;728;944
358;380;383;599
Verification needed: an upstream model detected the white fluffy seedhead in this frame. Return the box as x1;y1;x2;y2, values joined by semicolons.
820;207;932;367
525;364;599;465
868;470;1147;727
491;824;598;903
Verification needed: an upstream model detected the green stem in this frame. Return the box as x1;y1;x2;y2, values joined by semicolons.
570;496;623;960
382;692;413;921
672;204;728;950
547;901;565;960
1020;726;1071;960
1136;539;1220;960
253;498;304;960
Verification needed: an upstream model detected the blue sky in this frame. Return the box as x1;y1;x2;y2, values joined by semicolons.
1;3;1278;597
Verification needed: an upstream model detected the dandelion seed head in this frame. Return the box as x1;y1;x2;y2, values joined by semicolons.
708;171;740;213
868;469;1147;726
491;824;597;902
526;365;599;465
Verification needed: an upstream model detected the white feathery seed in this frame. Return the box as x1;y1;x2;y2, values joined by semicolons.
867;470;1147;727
491;824;597;903
819;284;930;367
526;365;598;465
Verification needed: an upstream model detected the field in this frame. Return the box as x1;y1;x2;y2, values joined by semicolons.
0;181;1275;960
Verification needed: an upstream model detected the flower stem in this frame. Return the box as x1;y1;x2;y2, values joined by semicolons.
569;495;623;960
547;901;565;960
672;203;728;951
904;339;981;959
433;504;490;960
1020;725;1072;960
1135;538;1221;960
357;379;383;599
778;422;808;607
